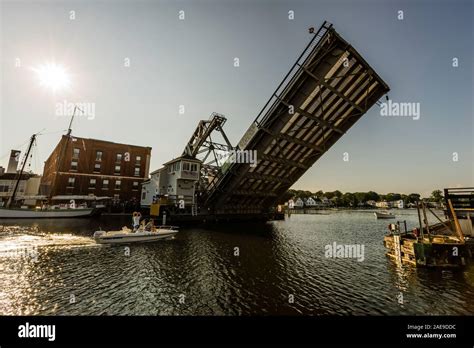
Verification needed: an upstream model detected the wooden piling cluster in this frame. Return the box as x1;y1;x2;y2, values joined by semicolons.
383;200;471;268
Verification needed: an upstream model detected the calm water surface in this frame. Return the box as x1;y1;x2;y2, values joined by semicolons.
1;210;473;315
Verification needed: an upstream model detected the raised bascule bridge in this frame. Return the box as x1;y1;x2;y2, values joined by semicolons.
153;21;390;222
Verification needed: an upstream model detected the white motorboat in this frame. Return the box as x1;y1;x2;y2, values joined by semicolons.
93;225;179;244
374;211;396;219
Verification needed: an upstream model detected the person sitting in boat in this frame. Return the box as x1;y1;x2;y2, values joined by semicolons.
132;212;141;231
144;219;154;232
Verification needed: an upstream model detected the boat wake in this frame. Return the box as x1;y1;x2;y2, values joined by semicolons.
0;226;97;255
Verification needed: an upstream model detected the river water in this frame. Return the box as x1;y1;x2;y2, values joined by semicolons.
1;210;473;315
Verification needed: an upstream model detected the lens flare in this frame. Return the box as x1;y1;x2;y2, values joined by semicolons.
32;63;71;92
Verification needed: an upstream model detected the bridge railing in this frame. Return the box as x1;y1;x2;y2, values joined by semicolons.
255;21;333;128
204;22;333;203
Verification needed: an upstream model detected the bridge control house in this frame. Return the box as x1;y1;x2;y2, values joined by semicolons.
40;135;151;204
141;156;201;208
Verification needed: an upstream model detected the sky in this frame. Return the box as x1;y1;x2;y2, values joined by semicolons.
0;0;472;197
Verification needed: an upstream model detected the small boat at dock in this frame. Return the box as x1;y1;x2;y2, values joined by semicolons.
93;225;179;244
374;211;395;219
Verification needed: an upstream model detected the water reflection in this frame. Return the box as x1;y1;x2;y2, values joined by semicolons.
0;211;473;315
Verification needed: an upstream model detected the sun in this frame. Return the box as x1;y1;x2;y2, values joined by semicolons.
32;63;71;92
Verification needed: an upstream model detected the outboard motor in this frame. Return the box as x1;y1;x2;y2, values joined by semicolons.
93;231;105;239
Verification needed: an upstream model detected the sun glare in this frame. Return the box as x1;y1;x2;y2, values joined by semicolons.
32;63;71;92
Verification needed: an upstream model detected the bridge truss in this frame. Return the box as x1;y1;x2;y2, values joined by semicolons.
204;21;390;215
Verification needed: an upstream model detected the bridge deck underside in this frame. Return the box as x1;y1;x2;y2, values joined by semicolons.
206;27;389;214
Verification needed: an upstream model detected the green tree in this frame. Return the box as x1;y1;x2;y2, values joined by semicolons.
354;192;369;204
431;190;444;203
386;193;402;202
324;191;335;199
342;192;357;207
407;193;421;203
366;191;380;202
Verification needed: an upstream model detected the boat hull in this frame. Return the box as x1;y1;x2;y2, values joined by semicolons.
94;230;178;244
0;207;96;219
374;212;395;219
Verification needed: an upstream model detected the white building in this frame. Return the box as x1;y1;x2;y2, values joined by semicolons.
140;169;161;207
321;197;330;205
305;197;317;207
392;199;404;209
294;197;304;208
375;201;391;208
141;156;201;207
0;173;41;207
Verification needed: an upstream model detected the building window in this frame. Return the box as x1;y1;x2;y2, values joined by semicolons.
134;167;140;176
133;181;139;191
116;153;122;163
102;179;109;189
94;163;101;173
89;179;96;189
114;165;121;174
96;151;103;162
71;160;78;171
115;180;121;190
183;162;197;171
142;191;146;200
136;156;141;165
73;148;80;159
67;177;75;187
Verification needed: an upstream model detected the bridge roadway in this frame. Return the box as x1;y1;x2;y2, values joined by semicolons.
203;21;390;216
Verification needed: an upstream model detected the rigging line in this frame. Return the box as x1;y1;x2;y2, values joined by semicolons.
0;139;30;160
37;129;69;136
0;128;45;161
32;141;40;173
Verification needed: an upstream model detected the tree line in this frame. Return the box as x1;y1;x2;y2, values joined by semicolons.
278;189;444;207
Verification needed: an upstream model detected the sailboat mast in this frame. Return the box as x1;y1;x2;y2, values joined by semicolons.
49;105;81;200
66;105;78;136
6;134;36;208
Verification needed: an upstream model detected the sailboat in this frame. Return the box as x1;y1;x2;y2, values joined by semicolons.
0;109;97;219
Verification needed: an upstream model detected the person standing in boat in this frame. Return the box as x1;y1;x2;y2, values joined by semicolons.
132;212;141;231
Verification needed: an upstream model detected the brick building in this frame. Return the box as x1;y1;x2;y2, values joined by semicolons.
40;135;151;203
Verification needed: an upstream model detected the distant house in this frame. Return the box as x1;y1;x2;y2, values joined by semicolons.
305;197;317;207
376;201;391;208
321;197;330;205
366;200;376;207
294;197;304;208
392;200;404;209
